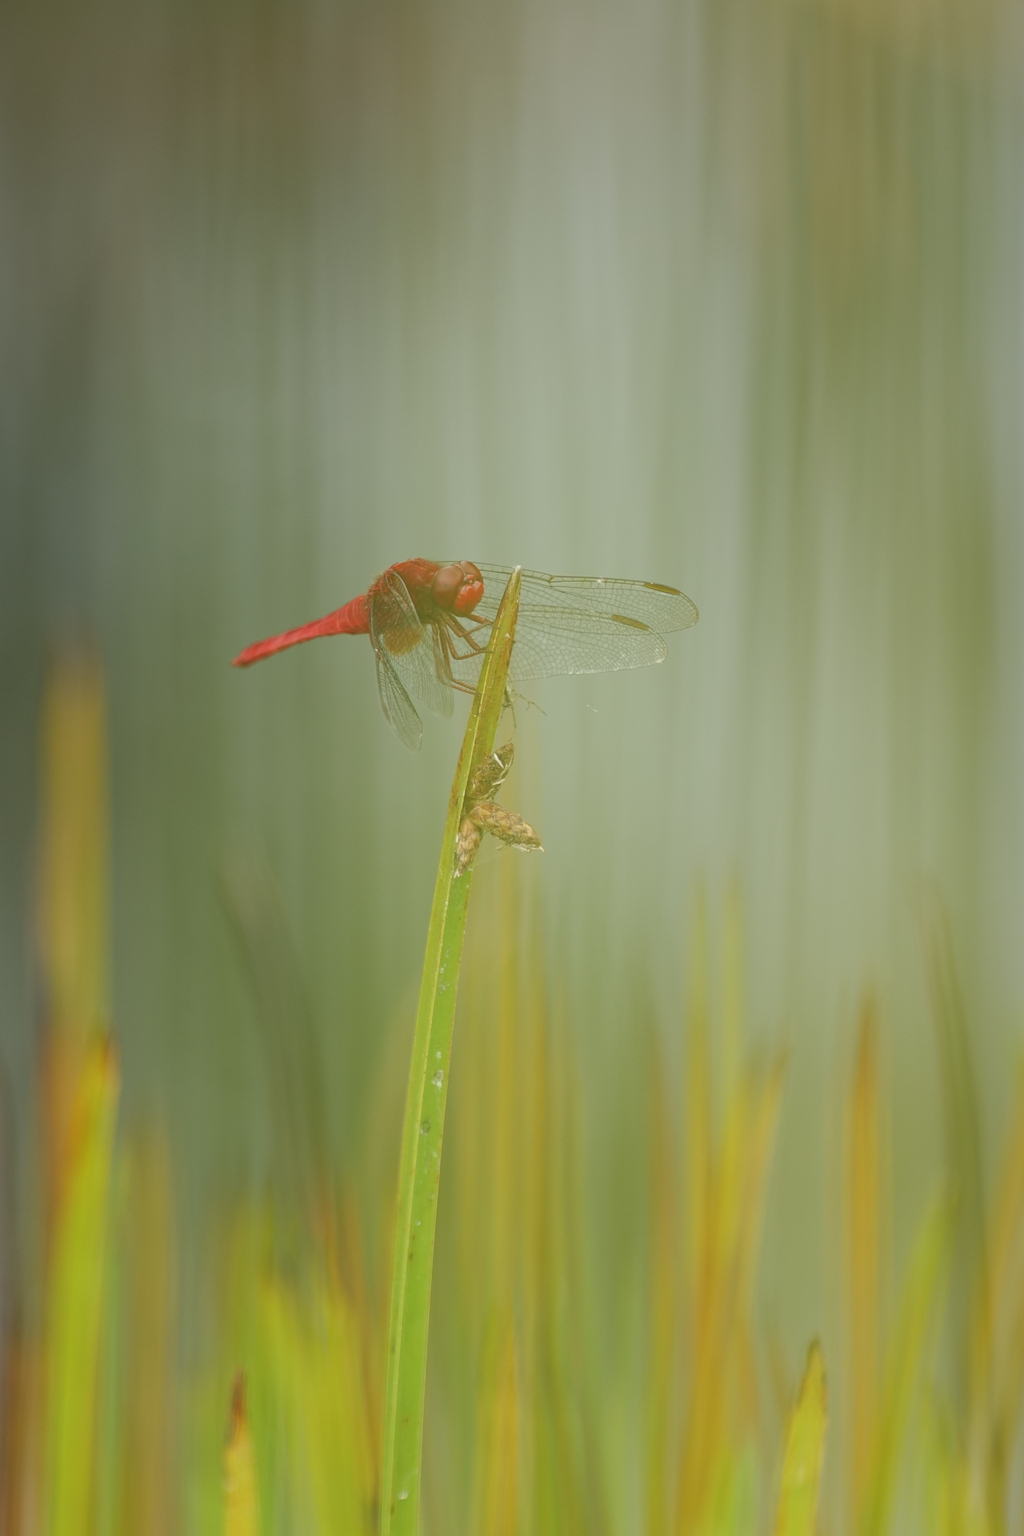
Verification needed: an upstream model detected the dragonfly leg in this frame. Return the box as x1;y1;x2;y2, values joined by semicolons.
436;617;492;680
443;614;492;663
439;620;518;717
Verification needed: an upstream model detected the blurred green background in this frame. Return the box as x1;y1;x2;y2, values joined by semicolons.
1;0;1022;1527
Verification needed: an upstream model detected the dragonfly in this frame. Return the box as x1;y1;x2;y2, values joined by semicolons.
232;559;698;750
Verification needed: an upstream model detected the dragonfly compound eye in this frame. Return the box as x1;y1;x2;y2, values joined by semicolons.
434;561;484;616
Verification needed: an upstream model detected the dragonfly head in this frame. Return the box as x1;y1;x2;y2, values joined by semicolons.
433;561;484;617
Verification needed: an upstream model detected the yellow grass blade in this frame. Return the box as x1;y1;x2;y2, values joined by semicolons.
720;882;743;1122
983;1065;1024;1340
984;1064;1024;1361
645;1045;677;1536
915;1398;994;1536
862;1197;951;1536
40;1036;119;1536
683;886;711;1316
519;872;551;1346
471;1315;520;1536
926;906;987;1386
259;1267;376;1533
675;892;785;1535
845;996;881;1518
38;652;108;1049
118;1130;175;1536
38;656;110;1230
732;1060;787;1350
964;1064;1024;1529
772;1341;827;1536
224;1374;260;1536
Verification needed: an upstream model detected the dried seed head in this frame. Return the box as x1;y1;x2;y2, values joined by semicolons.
456;741;541;876
468;800;543;852
454;815;484;877
465;742;515;807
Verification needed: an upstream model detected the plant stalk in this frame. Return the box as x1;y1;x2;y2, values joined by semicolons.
378;568;522;1536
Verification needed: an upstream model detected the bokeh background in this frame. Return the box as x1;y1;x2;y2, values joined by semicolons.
2;0;1023;1529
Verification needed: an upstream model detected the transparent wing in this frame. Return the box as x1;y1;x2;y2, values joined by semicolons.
369;569;453;718
440;564;698;685
373;645;424;750
481;566;699;634
505;607;667;680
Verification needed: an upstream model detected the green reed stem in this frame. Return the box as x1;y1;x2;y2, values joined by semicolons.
378;568;522;1536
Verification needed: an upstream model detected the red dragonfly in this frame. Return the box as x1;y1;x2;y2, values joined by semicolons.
233;559;698;750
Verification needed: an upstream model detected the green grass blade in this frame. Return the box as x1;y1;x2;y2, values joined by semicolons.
379;569;523;1536
772;1340;827;1536
41;1037;119;1536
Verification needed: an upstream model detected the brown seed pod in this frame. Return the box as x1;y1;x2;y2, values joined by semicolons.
454;743;542;877
467;800;543;851
454;816;484;878
454;801;543;877
464;742;515;808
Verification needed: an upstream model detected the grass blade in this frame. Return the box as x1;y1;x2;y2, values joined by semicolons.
772;1341;827;1536
845;996;881;1521
926;903;987;1405
862;1197;950;1536
224;1374;260;1536
471;1312;520;1536
378;569;523;1536
41;1036;119;1536
119;1131;175;1536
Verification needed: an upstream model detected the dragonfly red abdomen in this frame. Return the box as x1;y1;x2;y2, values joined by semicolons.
231;592;370;667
